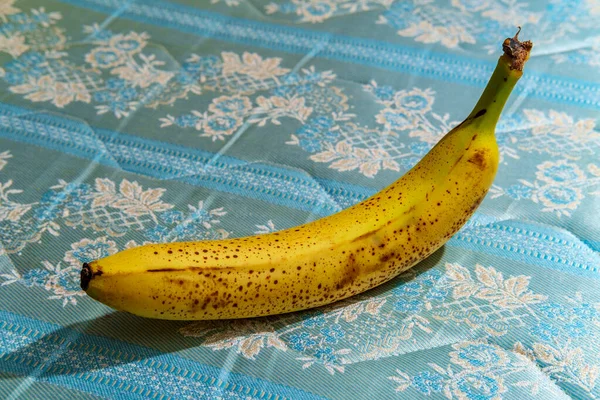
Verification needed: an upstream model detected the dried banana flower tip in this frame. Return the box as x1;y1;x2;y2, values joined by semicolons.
502;27;533;71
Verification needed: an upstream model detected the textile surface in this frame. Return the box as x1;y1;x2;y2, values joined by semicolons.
0;0;599;399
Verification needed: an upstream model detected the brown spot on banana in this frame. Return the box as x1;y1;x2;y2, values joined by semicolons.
467;149;487;170
473;109;487;119
335;253;361;290
379;252;395;263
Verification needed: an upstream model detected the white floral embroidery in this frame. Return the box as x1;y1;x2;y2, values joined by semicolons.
0;151;33;224
221;51;289;80
161;60;336;140
396;20;476;49
446;263;547;309
84;46;126;69
10;75;91;108
513;292;600;395
0;179;33;223
365;82;456;143
525;109;598;142
0;150;11;171
185;201;227;230
390;341;520;398
380;0;538;50
308;137;401;178
297;347;352;375
111;54;173;89
63;237;118;267
390;291;599;397
0;0;20;23
297;1;337;23
491;159;599;217
100;179;173;219
255;219;277;234
30;7;61;27
179;319;288;360
0;5;64;59
208;94;252;115
287;82;454;177
265;0;394;24
0;33;27;57
251;95;313;125
0;11;173;114
0;162;231;255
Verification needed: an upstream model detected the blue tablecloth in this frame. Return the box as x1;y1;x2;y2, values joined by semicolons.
1;0;599;399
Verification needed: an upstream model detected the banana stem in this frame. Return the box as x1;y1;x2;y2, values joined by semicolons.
467;29;533;129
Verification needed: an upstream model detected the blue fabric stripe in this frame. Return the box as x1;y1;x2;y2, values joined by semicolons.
582;239;600;253
448;236;600;279
55;0;600;109
450;220;600;278
0;310;325;400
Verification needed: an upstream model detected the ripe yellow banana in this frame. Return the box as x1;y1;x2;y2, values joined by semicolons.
81;33;532;320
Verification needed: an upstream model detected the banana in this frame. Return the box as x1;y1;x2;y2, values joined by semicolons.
81;33;532;320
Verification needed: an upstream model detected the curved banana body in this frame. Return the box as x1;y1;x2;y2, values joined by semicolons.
81;35;531;320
